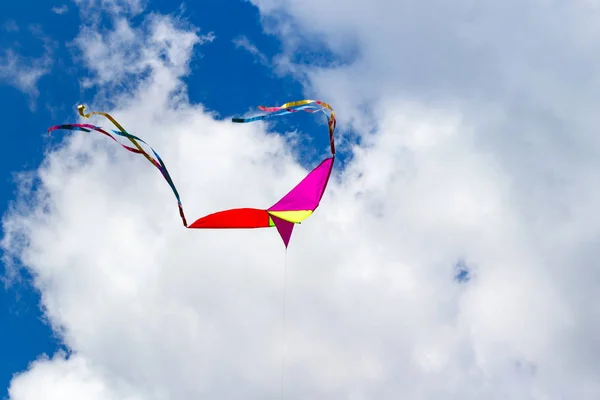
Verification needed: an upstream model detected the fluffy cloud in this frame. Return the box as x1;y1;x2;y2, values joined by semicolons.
4;1;600;400
252;0;600;149
73;12;214;96
8;354;143;400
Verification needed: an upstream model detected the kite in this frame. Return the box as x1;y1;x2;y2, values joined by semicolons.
47;100;336;248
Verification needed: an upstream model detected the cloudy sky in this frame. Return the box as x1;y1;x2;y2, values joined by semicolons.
2;0;600;398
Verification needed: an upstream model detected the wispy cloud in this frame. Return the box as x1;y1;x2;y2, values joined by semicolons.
2;20;19;32
73;0;146;16
51;5;69;15
232;35;269;67
0;50;52;109
0;26;56;109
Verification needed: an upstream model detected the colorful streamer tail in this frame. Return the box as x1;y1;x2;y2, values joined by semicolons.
232;99;336;156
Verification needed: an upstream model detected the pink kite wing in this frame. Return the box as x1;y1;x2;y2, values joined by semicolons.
269;157;334;212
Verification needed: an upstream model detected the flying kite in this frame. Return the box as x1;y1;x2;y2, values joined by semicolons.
47;100;337;248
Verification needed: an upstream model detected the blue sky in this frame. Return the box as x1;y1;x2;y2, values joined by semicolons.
1;0;599;398
0;0;338;395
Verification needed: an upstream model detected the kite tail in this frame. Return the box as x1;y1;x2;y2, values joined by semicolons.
48;106;190;228
232;99;337;156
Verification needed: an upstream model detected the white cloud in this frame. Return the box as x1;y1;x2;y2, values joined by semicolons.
4;1;600;400
51;5;69;15
73;13;214;98
251;1;600;146
8;354;143;400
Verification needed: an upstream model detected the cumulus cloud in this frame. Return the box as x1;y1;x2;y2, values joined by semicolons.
251;1;600;147
8;354;143;400
4;1;600;400
73;12;214;101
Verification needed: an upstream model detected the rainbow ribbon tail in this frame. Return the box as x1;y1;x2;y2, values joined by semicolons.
232;99;337;155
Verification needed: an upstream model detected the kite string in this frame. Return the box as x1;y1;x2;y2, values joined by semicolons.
281;248;288;400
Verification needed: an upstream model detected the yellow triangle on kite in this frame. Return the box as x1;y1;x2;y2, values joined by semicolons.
267;210;313;224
